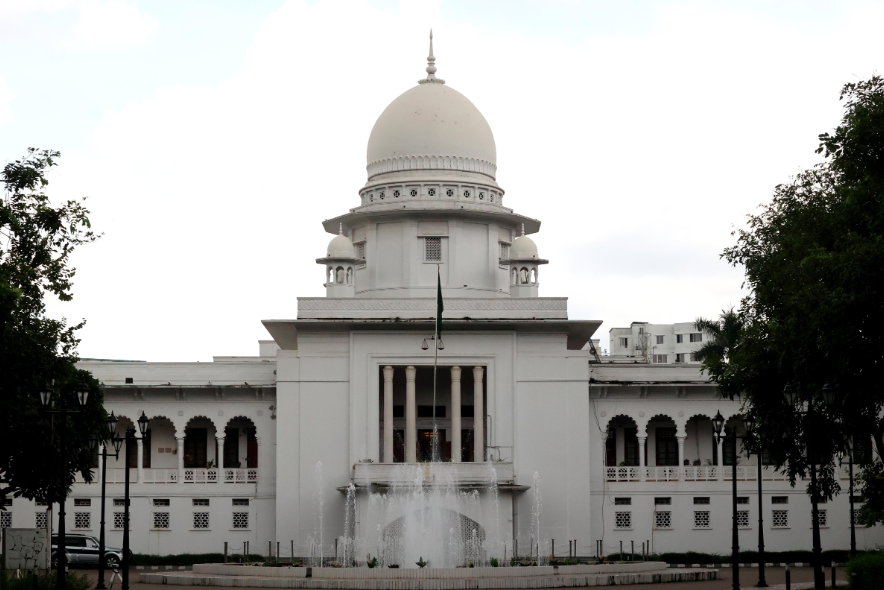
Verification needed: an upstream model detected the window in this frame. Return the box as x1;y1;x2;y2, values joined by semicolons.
393;405;405;418
113;499;126;507
74;512;90;529
737;510;750;528
428;188;436;196
623;428;639;466
153;499;170;507
393;190;400;198
676;334;684;344
1;499;11;507
853;509;862;527
184;428;208;468
113;513;125;529
445;189;454;197
192;499;209;506
418;405;446;418
232;512;249;529
652;354;668;364
74;499;91;507
851;495;864;503
35;500;47;507
614;497;631;505
614;512;631;529
479;191;485;200
689;333;702;343
654;497;672;505
693;497;710;505
656;335;664;344
675;353;685;363
654;511;672;529
772;496;788;504
619;337;629;348
410;189;418;197
125;377;134;384
1;512;11;528
463;190;471;198
460;406;474;418
35;512;47;530
424;237;442;262
499;243;509;260
694;511;711;529
772;510;788;528
379;191;385;200
737;497;750;504
153;512;170;530
355;242;365;260
232;499;249;506
193;513;209;529
655;429;678;466
816;509;828;527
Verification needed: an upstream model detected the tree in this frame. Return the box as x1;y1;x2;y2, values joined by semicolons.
0;148;105;505
696;76;884;519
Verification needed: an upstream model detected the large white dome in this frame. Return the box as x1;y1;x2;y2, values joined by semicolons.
366;82;497;182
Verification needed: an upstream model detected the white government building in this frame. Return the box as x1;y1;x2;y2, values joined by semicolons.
5;41;880;560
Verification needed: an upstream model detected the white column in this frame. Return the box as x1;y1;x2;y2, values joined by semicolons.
217;436;226;484
638;436;647;482
716;438;724;481
383;366;395;463
177;436;185;484
677;435;685;481
405;366;417;463
136;436;144;483
473;366;484;462
451;367;462;463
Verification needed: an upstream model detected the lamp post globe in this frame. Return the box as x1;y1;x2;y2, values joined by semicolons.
712;410;725;441
107;411;119;439
39;382;53;407
138;412;150;437
783;382;798;407
75;381;90;407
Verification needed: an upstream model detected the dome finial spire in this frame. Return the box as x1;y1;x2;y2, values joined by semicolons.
521;223;526;236
339;223;343;235
419;29;445;85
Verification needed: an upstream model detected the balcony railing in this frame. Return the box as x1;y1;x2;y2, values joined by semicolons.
353;462;514;486
605;466;640;482
605;465;799;483
77;468;257;484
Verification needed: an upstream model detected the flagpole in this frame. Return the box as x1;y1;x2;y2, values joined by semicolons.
432;264;439;462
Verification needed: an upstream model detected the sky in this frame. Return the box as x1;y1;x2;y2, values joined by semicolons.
1;0;881;360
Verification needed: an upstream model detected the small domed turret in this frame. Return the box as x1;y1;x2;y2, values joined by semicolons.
510;233;539;260
327;230;355;258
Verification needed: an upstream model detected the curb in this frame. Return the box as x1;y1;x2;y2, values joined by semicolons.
669;563;811;568
135;566;191;570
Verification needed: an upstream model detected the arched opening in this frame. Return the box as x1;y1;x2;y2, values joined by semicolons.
346;266;353;284
605;415;640;481
221;417;258;481
143;416;176;471
336;266;345;284
529;267;537;285
381;508;486;567
645;414;678;481
684;414;715;480
519;267;528;284
511;268;518;285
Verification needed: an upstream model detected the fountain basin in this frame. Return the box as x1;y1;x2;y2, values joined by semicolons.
140;562;719;588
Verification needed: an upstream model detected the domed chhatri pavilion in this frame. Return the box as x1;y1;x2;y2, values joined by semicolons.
18;34;875;560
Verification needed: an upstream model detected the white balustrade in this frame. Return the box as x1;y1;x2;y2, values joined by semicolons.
82;467;255;484
605;466;640;482
683;466;718;481
645;466;679;481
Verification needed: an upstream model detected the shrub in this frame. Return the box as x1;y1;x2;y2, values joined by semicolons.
131;553;264;566
848;553;884;590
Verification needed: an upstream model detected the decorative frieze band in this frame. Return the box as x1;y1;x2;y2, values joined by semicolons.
297;297;568;320
367;154;497;179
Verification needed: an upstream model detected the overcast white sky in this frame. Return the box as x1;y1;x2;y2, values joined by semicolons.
1;0;881;361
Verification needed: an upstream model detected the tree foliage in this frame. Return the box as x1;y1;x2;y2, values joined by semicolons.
0;148;105;504
695;76;884;517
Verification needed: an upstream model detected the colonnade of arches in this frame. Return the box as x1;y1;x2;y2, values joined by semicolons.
327;265;354;285
511;266;538;286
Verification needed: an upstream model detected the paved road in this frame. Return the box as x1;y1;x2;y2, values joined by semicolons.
74;566;846;589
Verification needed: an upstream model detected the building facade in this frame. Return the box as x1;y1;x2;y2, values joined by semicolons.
4;42;880;559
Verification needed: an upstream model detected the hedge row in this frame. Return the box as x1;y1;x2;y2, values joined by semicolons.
604;549;858;566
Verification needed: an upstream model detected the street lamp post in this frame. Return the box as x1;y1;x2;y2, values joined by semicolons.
837;437;857;556
94;412;123;590
40;381;90;590
712;411;754;590
741;418;767;587
783;382;836;590
121;412;150;590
